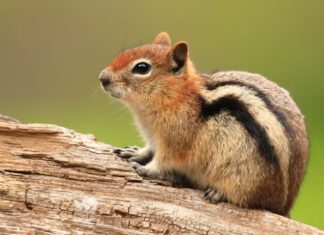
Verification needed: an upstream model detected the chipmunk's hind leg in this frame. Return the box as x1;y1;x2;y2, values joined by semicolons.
113;146;154;165
204;188;227;204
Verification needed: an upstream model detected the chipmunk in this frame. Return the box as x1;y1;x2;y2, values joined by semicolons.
99;32;308;216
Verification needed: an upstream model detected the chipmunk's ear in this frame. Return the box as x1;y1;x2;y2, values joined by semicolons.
153;32;171;46
169;41;188;74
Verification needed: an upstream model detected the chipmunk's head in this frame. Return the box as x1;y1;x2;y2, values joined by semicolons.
99;32;196;101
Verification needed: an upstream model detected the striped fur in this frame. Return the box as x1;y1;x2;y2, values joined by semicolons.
204;80;294;138
199;94;277;164
200;72;307;214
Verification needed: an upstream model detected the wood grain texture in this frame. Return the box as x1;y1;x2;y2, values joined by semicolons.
0;114;322;235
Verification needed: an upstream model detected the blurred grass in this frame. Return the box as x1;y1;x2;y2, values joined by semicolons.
0;0;323;229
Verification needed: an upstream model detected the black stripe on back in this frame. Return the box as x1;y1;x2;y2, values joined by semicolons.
199;95;277;164
205;80;293;136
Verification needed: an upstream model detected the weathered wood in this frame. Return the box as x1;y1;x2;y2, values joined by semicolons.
0;114;322;235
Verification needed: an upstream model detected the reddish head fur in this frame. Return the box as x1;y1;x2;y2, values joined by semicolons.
110;45;170;72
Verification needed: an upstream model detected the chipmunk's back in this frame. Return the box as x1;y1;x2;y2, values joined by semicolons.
203;70;308;213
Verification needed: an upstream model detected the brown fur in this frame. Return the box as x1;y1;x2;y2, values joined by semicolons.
99;32;308;216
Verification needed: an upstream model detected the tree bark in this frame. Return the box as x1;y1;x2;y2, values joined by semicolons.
0;114;322;235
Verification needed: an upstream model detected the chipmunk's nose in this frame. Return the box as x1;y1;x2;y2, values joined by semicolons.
99;70;111;88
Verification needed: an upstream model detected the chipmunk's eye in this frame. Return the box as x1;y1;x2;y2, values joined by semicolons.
132;62;151;75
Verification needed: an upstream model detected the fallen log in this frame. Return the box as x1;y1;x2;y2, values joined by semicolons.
0;114;322;234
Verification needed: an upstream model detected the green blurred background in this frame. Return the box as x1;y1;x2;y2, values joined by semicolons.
1;0;323;229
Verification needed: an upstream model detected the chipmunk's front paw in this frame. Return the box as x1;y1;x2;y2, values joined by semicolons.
204;188;227;204
129;161;164;180
113;146;140;159
113;146;154;164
